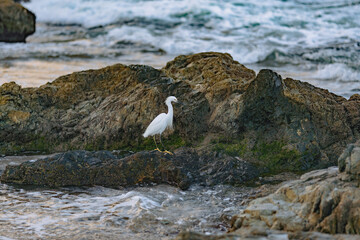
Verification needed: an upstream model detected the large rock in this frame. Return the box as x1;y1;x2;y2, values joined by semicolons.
0;0;35;42
227;147;360;235
164;54;360;169
1;52;360;171
338;140;360;183
230;167;360;234
0;148;259;189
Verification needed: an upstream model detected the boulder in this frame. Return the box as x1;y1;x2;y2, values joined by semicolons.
0;0;36;42
164;53;360;169
1;52;360;171
0;148;259;189
227;147;360;235
338;140;360;183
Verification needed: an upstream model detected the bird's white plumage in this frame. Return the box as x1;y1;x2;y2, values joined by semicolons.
143;113;168;137
143;96;177;138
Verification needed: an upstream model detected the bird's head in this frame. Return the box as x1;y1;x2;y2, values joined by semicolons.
166;96;184;107
166;96;178;103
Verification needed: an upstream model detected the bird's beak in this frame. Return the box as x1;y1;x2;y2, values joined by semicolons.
176;100;184;106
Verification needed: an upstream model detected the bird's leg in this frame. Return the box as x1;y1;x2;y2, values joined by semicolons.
159;134;165;150
160;134;173;155
153;136;162;152
163;150;173;155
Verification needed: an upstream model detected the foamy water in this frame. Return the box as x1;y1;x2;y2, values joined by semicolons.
0;155;260;239
0;0;359;96
0;177;256;238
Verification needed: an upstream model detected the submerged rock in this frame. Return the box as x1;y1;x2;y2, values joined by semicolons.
0;0;35;42
0;52;360;171
0;148;259;189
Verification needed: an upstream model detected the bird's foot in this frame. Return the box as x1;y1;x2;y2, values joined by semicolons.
153;148;163;153
163;150;173;155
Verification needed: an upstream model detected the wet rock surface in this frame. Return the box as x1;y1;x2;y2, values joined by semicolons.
0;0;35;42
0;148;259;190
1;52;360;172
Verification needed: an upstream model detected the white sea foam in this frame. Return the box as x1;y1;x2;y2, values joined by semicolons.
277;65;360;98
0;183;250;239
107;26;157;45
0;237;14;240
24;0;195;28
24;0;124;28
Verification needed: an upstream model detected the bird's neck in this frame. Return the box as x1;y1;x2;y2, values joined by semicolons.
166;100;174;129
166;101;173;116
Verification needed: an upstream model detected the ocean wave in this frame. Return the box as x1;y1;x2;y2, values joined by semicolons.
24;0;192;28
313;64;360;81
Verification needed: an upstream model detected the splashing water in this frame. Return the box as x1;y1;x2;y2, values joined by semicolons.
0;182;257;239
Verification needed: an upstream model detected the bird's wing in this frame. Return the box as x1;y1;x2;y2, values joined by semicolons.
143;113;167;137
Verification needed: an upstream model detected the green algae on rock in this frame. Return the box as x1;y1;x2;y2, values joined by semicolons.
212;138;302;174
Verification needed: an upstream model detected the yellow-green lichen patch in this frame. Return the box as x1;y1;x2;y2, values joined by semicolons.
8;110;30;123
0;96;10;105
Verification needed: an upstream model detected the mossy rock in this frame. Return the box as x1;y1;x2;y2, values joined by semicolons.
212;138;304;175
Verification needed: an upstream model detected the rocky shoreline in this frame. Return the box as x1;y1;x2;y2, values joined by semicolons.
1;53;359;170
1;52;360;239
1;142;359;239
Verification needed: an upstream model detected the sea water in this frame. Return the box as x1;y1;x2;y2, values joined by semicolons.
0;0;359;97
0;155;258;239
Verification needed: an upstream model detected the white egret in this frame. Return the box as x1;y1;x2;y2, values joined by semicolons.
143;96;179;155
